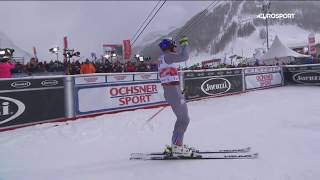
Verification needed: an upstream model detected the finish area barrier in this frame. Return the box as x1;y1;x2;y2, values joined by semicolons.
0;64;319;131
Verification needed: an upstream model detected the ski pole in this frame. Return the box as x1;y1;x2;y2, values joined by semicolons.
146;106;166;123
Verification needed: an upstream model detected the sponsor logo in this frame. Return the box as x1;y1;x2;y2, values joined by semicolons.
201;78;231;95
41;80;59;87
196;73;205;77
185;73;195;78
256;74;273;87
84;77;98;83
113;75;127;81
139;74;152;80
109;84;158;106
0;96;25;125
217;71;225;75
256;13;295;20
293;72;320;84
11;81;31;88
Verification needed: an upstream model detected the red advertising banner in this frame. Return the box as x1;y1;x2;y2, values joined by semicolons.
123;40;131;60
308;33;316;56
63;36;68;63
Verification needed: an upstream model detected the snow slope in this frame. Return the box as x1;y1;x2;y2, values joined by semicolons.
188;24;320;66
1;86;320;180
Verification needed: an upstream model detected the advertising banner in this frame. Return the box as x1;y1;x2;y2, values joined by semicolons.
244;66;283;90
123;40;131;60
183;69;243;100
75;75;106;85
245;73;282;90
63;36;68;63
284;65;320;85
134;73;158;81
244;66;281;75
107;74;134;83
0;78;66;128
76;82;165;114
308;33;316;56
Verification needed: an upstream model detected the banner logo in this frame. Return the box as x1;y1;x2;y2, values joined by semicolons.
11;81;31;88
256;74;273;87
201;78;231;95
84;77;99;83
256;13;295;20
113;75;127;81
293;72;320;84
139;74;152;80
0;96;25;125
41;80;59;87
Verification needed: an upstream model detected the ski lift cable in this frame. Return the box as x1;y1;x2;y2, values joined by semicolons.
176;1;217;37
175;1;219;39
131;0;162;42
131;0;167;47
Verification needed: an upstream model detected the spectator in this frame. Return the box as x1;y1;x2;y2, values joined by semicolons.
80;59;96;74
126;62;136;72
0;58;16;78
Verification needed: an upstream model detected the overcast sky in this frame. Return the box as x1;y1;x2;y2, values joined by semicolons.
0;1;210;60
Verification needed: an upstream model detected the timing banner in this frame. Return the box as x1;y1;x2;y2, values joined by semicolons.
0;77;66;129
75;81;166;115
183;69;243;100
283;64;320;85
244;66;283;90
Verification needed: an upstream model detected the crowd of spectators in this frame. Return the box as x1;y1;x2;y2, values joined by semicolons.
9;57;158;76
66;59;158;75
11;58;64;75
5;56;320;77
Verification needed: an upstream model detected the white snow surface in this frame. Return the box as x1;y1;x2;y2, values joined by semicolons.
1;86;320;180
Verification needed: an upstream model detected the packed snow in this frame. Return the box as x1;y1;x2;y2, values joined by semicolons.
0;86;320;180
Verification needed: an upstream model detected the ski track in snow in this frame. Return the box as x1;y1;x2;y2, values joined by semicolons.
0;86;320;180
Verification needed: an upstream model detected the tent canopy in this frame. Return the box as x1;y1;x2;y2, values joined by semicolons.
260;36;310;61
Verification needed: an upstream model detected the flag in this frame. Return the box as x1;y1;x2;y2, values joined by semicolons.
308;33;316;57
64;36;68;62
123;40;131;60
33;46;38;62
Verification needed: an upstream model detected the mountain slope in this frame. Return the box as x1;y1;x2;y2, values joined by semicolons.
140;1;320;65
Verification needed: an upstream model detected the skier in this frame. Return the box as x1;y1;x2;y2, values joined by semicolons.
158;36;199;157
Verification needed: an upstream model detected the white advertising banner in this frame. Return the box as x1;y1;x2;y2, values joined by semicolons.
134;73;158;81
77;82;165;113
107;74;134;83
75;76;106;85
245;73;282;90
245;66;281;75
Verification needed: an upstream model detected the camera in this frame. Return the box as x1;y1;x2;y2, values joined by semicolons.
0;48;15;61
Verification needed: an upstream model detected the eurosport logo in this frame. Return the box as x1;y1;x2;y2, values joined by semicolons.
256;13;295;20
293;72;320;84
200;78;231;96
11;81;31;88
0;96;25;125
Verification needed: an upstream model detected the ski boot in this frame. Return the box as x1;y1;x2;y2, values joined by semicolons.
171;144;201;158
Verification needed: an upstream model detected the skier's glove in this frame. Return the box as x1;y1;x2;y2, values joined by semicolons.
179;36;189;46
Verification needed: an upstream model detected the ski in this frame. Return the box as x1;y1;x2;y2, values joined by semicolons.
131;146;251;157
130;153;258;160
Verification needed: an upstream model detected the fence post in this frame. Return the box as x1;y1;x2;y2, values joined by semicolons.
64;76;75;119
242;68;246;92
